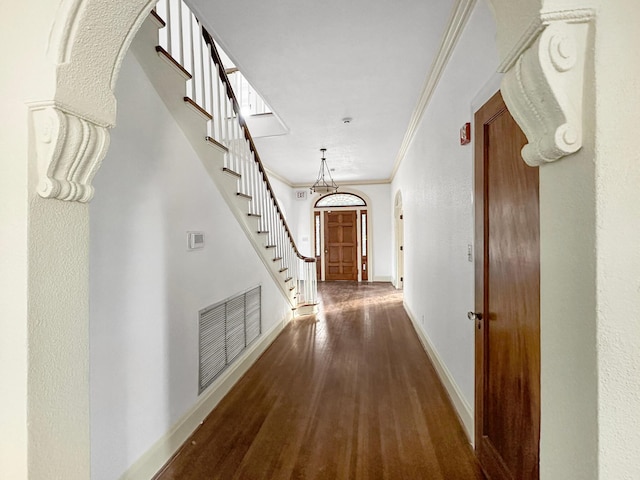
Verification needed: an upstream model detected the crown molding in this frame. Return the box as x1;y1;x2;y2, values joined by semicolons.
264;167;391;190
389;0;477;182
291;179;391;190
263;167;294;187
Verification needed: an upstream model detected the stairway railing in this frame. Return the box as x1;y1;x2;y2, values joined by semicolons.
154;0;317;307
226;69;273;117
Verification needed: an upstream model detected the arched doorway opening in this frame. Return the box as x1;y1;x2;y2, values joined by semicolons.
311;191;371;282
394;191;404;289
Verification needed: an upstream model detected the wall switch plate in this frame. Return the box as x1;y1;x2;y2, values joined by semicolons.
467;244;473;262
188;232;205;250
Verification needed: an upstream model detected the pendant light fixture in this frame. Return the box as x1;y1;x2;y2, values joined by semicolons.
310;148;338;194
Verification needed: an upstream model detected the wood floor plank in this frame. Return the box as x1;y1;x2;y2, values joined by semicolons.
155;283;485;480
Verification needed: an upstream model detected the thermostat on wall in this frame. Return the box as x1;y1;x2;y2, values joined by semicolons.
188;232;205;250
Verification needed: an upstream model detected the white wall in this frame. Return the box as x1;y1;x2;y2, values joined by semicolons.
89;53;291;480
268;175;298;240
286;183;392;281
594;1;640;475
391;1;498;411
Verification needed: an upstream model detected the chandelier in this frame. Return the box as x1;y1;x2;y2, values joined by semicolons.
310;148;338;194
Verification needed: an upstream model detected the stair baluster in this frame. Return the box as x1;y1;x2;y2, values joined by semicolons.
145;0;317;314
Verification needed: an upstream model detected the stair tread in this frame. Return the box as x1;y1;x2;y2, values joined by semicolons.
154;46;192;79
248;213;261;217
222;167;241;178
273;257;283;262
265;245;276;249
257;231;269;234
205;136;229;152
184;97;212;120
279;268;288;273
150;10;166;27
284;277;293;283
237;192;252;199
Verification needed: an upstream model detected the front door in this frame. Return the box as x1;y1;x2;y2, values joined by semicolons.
473;91;540;480
324;210;358;281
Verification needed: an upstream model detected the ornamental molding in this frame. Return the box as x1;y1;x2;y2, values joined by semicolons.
500;9;595;166
30;0;156;203
389;0;477;181
31;103;110;203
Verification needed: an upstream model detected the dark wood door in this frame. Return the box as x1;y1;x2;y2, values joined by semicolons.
473;91;540;480
324;210;358;281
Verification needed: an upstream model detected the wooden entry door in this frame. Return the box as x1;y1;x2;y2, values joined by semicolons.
473;91;540;480
324;210;358;281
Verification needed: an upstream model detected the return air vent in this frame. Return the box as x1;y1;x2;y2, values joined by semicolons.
199;286;261;394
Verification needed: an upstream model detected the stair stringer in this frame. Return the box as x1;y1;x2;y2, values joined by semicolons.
129;14;297;308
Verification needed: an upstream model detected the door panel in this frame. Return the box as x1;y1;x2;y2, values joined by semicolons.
474;91;540;480
324;211;358;281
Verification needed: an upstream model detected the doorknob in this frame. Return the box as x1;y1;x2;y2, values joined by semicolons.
467;311;483;321
324;249;328;254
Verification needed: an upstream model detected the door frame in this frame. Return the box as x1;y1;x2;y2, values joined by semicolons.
394;190;404;289
311;189;372;282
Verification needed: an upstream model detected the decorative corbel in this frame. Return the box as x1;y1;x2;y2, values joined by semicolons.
30;0;156;203
31;103;110;203
500;10;594;166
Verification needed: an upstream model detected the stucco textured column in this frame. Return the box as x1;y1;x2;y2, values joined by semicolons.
489;0;640;477
593;0;640;478
1;0;155;478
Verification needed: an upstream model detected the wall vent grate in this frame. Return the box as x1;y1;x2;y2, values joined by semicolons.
199;285;262;394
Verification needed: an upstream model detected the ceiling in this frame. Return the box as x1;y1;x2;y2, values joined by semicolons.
189;0;456;185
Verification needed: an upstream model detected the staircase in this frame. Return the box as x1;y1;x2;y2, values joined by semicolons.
130;1;317;314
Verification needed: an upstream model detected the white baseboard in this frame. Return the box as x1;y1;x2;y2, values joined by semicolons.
403;302;474;444
373;275;392;282
120;314;291;480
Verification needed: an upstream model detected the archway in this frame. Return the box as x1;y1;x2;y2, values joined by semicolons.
394;191;404;289
5;0;606;478
311;190;371;282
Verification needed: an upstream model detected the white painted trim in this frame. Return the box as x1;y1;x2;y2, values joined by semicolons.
373;276;392;283
393;190;404;289
291;178;392;189
264;167;294;187
403;302;474;444
390;0;477;181
120;314;291;480
263;168;393;191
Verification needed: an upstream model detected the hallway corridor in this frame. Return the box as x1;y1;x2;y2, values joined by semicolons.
155;283;484;479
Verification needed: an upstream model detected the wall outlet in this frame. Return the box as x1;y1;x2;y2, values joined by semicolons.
467;244;473;262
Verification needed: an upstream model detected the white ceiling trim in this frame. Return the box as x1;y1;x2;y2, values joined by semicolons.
291;179;392;189
389;0;478;182
265;167;391;190
264;167;294;188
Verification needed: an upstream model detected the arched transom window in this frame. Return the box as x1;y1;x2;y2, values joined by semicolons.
314;193;366;208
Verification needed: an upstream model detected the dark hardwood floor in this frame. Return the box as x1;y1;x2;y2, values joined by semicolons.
155;282;485;480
